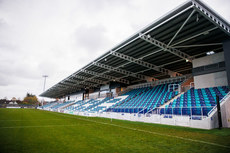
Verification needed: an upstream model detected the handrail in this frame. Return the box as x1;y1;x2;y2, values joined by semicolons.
137;107;147;115
107;107;144;113
145;92;184;115
146;106;214;117
207;91;230;116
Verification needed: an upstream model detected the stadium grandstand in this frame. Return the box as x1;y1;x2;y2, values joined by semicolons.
39;0;230;129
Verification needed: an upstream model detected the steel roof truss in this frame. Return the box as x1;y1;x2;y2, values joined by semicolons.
192;0;230;35
71;75;105;84
93;62;153;81
110;51;181;77
139;33;193;62
68;78;98;87
81;69;130;84
167;10;196;46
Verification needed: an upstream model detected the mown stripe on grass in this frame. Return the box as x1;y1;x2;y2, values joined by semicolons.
1;110;229;149
55;112;230;149
0;119;65;122
0;124;77;128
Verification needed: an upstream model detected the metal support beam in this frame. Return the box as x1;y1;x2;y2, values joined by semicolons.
93;62;153;81
64;80;87;88
119;27;217;70
81;69;130;84
55;84;70;89
192;0;230;35
68;79;99;87
173;43;222;48
168;10;196;46
60;82;76;87
71;75;105;84
139;33;193;62
110;51;181;77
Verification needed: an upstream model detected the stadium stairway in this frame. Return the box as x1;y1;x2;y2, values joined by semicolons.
159;92;184;108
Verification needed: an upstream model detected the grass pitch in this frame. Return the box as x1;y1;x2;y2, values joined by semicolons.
0;108;229;153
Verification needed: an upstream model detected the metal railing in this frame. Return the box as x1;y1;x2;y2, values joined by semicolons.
146;106;214;118
106;107;146;114
106;106;215;118
207;91;230;116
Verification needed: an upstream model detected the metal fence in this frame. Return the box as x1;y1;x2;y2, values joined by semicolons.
106;107;147;114
106;106;215;118
146;106;214;117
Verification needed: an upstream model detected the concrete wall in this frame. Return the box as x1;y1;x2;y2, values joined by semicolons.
193;52;227;89
194;71;228;89
193;52;224;68
221;95;230;127
223;40;230;86
69;93;83;101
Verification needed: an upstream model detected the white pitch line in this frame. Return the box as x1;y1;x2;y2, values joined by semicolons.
54;112;230;149
1;110;229;149
0;124;77;129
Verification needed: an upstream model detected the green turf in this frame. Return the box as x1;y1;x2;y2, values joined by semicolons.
0;108;229;153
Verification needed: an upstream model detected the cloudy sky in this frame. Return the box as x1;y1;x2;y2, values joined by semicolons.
0;0;229;100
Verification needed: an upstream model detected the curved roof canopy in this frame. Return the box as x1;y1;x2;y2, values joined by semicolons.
40;0;230;98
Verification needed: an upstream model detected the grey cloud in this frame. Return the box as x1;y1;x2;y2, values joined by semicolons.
74;25;111;53
38;60;60;77
0;0;229;100
0;74;10;86
75;0;132;11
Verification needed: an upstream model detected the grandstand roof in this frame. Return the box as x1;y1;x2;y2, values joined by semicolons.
40;0;230;98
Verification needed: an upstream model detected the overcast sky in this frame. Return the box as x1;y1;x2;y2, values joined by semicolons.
0;0;229;101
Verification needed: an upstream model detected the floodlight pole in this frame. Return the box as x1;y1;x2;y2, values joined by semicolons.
42;75;48;106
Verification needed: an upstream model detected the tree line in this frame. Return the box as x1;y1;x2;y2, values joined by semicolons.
0;93;39;105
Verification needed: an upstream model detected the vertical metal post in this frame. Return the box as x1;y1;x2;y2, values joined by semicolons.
201;107;203;120
190;107;192;119
42;75;48;106
216;95;222;129
111;112;112;122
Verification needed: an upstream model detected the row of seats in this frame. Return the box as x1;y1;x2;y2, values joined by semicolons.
64;97;122;113
41;102;57;108
162;86;229;116
84;98;111;112
108;84;179;113
51;101;74;109
42;85;229;117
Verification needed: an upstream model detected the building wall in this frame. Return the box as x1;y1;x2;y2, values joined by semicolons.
68;93;83;101
194;71;227;89
193;52;224;67
223;40;230;86
193;52;227;89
